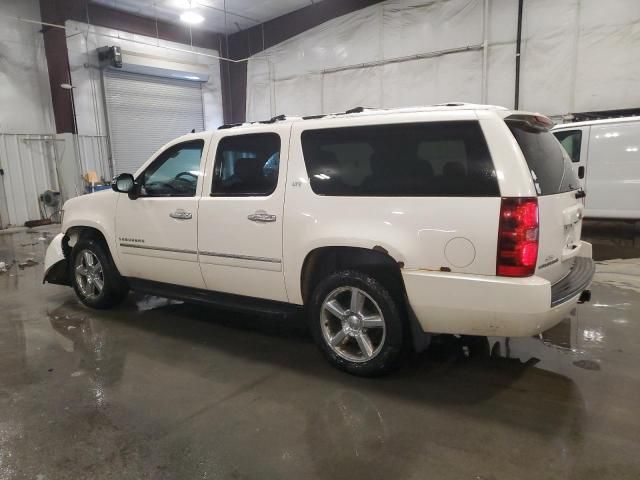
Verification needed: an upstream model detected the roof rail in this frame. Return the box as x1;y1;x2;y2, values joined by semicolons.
302;113;326;120
218;122;242;130
218;114;288;130
302;106;374;121
259;114;286;124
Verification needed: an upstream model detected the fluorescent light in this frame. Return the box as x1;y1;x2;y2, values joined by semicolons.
180;11;204;24
184;75;200;80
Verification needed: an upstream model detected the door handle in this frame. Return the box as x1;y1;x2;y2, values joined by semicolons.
247;211;277;223
169;209;192;220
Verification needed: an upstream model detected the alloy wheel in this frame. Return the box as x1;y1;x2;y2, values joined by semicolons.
74;250;104;299
320;286;386;363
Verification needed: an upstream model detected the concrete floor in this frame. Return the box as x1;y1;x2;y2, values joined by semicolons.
1;223;639;479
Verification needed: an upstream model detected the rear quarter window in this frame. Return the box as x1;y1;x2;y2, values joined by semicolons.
506;117;579;195
300;121;499;197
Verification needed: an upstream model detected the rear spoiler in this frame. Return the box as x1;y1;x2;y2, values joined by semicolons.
505;114;554;132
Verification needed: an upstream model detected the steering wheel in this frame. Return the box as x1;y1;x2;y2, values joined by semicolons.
175;171;198;182
145;180;177;191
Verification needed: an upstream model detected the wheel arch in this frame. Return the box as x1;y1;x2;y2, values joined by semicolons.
64;223;122;271
299;245;431;353
300;246;406;306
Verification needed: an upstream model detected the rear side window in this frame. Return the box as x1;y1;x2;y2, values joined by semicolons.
554;129;582;163
301;121;499;197
212;133;280;196
506;117;579;195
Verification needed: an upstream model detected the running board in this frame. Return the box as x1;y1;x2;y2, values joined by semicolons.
127;278;303;317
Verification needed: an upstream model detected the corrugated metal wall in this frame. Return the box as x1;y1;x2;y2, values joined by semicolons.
0;134;114;228
77;135;111;182
0;134;60;227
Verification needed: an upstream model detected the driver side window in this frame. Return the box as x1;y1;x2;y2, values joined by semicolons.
139;140;204;197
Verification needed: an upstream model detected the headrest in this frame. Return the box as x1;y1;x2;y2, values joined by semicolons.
443;161;466;178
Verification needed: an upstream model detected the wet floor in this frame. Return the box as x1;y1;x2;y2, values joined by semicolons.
1;223;639;479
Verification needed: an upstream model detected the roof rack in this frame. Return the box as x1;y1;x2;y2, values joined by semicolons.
218;114;289;130
221;104;506;128
218;123;242;130
259;114;286;124
302;106;375;121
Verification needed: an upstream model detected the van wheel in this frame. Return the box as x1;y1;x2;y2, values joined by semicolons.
70;237;128;309
308;270;405;376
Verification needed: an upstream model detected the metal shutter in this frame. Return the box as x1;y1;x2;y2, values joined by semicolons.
103;70;205;175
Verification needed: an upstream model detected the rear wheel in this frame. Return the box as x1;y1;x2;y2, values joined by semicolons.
309;270;405;376
71;237;128;309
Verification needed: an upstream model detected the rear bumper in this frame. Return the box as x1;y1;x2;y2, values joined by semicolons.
402;241;594;337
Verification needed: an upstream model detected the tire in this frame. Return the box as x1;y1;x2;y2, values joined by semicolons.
70;237;129;309
308;270;406;376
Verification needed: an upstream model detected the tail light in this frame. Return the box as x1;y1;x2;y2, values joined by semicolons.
497;197;539;277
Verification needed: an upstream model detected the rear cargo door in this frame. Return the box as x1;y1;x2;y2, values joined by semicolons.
507;117;583;284
553;127;590;190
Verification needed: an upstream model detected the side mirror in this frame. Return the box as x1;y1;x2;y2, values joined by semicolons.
112;173;135;194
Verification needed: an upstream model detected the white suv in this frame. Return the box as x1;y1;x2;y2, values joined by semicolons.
44;104;594;376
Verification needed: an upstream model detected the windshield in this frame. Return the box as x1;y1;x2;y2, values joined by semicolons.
506;117;579;195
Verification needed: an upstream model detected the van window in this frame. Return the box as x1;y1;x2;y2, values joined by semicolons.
554;129;582;163
300;121;499;197
506;117;579;195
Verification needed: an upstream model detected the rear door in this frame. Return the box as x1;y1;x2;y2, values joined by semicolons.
553;127;589;189
197;126;289;302
506;116;583;284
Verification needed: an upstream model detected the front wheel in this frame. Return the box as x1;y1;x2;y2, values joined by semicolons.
71;237;128;309
308;270;406;376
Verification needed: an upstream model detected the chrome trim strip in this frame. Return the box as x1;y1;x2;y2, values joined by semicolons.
198;251;282;264
120;243;197;255
120;243;281;263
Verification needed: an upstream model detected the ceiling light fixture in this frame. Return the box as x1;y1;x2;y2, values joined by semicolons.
180;11;204;24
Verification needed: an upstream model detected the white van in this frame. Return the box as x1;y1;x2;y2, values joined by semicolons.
553;116;640;220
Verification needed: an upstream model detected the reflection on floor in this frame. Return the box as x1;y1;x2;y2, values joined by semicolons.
1;222;639;479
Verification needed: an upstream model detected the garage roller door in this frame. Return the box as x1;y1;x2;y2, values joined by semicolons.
103;70;205;175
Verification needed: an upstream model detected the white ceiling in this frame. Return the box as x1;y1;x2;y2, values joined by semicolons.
91;0;317;34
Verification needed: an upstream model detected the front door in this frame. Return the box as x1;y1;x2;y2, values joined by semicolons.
115;137;209;289
197;127;289;302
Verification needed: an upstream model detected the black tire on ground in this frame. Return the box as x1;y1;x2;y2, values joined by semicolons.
70;236;129;309
308;270;406;376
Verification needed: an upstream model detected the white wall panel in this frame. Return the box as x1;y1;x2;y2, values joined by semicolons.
246;0;640;120
519;0;578;114
381;59;439;108
574;0;640;112
383;0;482;58
437;49;483;103
322;67;383;113
486;44;516;109
274;74;323;117
0;0;55;134
0;135;59;227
